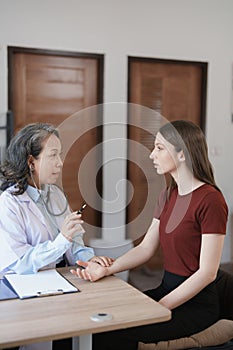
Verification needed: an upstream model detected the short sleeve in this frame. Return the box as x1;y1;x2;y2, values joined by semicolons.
198;191;228;234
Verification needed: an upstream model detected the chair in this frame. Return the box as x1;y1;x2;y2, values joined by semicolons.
138;269;233;350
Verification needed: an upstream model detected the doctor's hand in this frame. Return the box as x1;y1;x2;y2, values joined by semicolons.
70;260;109;282
89;255;114;267
61;212;84;242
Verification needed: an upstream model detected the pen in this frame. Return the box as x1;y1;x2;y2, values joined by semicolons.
76;203;87;215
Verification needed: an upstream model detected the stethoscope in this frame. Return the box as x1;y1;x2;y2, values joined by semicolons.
37;184;69;217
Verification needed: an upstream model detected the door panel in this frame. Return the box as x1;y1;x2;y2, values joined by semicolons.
8;47;104;239
127;57;207;269
129;59;206;125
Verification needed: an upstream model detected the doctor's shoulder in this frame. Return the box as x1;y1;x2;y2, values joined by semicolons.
0;185;29;211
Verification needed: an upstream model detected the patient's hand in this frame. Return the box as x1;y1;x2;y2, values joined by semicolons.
70;260;109;282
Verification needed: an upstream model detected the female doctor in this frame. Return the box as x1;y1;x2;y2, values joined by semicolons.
0;122;113;350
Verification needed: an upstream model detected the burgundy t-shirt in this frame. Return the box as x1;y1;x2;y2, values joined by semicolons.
154;184;228;276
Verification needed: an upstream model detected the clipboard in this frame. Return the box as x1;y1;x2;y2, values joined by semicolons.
0;277;18;300
4;269;79;299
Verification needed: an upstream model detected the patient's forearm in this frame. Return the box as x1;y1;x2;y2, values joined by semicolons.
106;244;152;276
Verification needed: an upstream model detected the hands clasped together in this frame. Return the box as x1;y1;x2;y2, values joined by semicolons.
70;257;113;282
62;212;114;281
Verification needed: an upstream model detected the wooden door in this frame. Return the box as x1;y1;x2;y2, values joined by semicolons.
127;57;207;269
8;47;104;240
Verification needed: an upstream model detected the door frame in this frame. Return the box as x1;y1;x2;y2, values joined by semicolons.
7;46;105;230
126;56;208;250
8;46;104;134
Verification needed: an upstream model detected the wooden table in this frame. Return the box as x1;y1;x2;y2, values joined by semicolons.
0;268;171;349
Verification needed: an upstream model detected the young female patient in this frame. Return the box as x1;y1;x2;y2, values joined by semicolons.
71;120;228;350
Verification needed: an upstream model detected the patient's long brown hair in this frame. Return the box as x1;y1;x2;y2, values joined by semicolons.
159;120;220;193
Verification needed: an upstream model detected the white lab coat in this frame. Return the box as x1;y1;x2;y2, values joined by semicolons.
0;185;91;350
0;184;93;274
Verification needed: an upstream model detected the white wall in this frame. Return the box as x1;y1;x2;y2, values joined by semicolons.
0;0;233;261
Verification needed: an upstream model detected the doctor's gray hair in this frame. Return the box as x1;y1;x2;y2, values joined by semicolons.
0;123;59;195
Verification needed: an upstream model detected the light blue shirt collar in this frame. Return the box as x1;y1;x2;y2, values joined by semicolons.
26;184;49;203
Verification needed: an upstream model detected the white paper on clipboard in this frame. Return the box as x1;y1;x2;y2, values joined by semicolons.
5;269;78;299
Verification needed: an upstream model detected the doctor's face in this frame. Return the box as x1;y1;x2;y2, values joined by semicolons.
32;134;63;187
